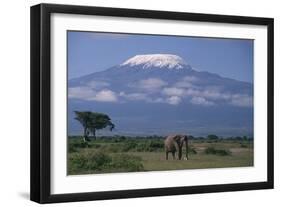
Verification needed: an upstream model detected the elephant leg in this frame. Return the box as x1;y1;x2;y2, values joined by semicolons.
172;152;175;160
178;149;182;160
166;151;168;160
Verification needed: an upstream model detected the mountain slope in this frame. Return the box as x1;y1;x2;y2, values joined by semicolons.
68;54;253;136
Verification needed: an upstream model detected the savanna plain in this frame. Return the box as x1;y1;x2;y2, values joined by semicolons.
68;136;253;175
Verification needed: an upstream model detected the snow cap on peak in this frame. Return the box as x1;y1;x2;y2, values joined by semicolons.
120;54;188;69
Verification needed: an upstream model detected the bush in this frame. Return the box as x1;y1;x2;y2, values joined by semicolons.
69;151;112;171
149;140;164;150
68;139;90;152
101;141;141;153
134;143;147;152
91;143;102;149
187;146;197;154
90;152;112;169
68;144;78;153
68;139;105;153
104;144;121;153
122;141;138;152
204;147;231;156
240;143;248;148
110;154;144;171
69;150;144;173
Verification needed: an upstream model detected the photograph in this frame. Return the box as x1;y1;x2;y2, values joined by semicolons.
30;3;274;203
67;31;254;175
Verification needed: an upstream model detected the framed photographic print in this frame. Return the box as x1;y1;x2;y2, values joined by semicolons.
30;3;274;203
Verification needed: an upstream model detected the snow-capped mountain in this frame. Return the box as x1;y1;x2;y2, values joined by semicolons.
68;54;253;137
120;54;189;69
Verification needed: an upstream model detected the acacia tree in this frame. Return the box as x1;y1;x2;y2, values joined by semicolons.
88;112;115;139
74;111;115;142
74;111;92;142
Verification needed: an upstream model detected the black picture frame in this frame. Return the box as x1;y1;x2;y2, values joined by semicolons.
30;3;274;204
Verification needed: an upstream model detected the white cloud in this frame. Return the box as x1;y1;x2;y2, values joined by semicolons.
166;96;181;105
182;87;226;100
136;78;167;91
230;94;253;107
201;90;230;100
119;92;148;101
68;87;95;100
69;87;117;102
185;88;201;97
175;76;198;88
183;87;252;106
182;76;198;82
91;89;118;102
190;97;214;106
160;84;252;107
162;87;185;97
86;80;110;89
126;81;253;107
151;97;165;103
119;92;167;104
175;81;193;88
69;82;253;107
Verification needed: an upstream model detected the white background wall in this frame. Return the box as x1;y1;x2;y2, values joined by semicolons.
0;0;279;206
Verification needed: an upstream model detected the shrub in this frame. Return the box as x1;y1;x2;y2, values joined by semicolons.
101;142;139;153
69;150;144;173
68;140;91;153
110;154;144;171
216;149;231;156
240;143;248;148
149;141;164;150
135;143;149;152
69;151;112;171
68;144;78;153
104;144;120;153
122;141;138;152
89;152;112;169
204;147;231;156
76;141;90;148
204;147;216;154
91;143;102;149
69;153;88;170
68;140;90;150
187;146;197;154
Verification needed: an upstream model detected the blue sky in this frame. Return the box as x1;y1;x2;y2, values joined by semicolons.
68;31;253;83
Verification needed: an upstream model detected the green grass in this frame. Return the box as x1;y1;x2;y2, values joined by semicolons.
67;136;253;175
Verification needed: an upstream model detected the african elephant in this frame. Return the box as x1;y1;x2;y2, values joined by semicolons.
164;134;189;160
